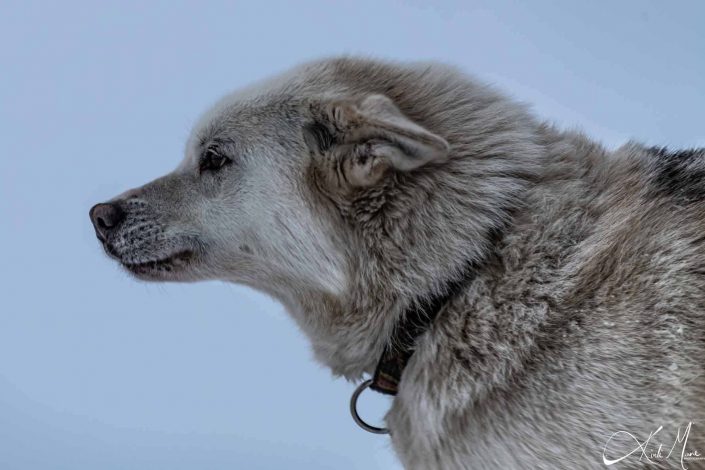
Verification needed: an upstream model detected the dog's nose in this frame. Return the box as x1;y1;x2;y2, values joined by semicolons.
89;202;125;242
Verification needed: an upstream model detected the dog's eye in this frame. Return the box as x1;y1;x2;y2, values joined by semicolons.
199;148;230;173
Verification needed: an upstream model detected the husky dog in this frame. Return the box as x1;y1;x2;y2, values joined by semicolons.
90;57;705;469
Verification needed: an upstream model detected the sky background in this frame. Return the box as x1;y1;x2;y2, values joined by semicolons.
1;1;703;469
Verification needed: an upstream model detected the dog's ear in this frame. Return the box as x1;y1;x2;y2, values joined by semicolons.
304;95;449;187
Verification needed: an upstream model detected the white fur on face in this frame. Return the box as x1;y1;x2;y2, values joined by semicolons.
220;158;348;296
174;123;349;298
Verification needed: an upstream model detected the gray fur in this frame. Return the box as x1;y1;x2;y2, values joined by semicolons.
90;57;705;469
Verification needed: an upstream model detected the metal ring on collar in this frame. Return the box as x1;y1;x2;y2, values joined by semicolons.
349;379;390;434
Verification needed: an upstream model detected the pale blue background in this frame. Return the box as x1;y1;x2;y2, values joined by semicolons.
1;1;703;469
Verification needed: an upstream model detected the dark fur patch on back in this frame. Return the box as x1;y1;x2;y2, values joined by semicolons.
649;146;705;203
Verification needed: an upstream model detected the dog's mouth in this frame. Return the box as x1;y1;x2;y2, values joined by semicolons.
121;250;194;277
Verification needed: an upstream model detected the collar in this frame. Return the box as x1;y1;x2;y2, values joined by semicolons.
350;263;476;433
371;265;475;395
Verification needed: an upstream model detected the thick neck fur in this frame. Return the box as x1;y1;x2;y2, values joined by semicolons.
281;59;549;380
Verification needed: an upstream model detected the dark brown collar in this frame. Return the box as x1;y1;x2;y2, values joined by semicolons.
369;265;476;395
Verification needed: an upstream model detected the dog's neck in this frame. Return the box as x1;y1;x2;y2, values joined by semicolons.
289;144;544;380
283;69;548;380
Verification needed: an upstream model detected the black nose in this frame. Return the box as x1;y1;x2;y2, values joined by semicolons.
89;202;125;242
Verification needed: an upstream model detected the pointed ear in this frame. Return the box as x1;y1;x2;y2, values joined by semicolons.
352;95;450;171
304;95;450;187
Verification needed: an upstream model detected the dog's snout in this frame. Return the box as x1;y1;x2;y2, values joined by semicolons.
89;202;125;242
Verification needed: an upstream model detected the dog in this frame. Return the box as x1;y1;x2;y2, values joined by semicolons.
90;57;705;469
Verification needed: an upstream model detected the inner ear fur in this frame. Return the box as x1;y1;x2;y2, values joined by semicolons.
305;94;450;187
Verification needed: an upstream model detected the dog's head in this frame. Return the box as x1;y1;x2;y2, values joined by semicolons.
89;59;451;298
